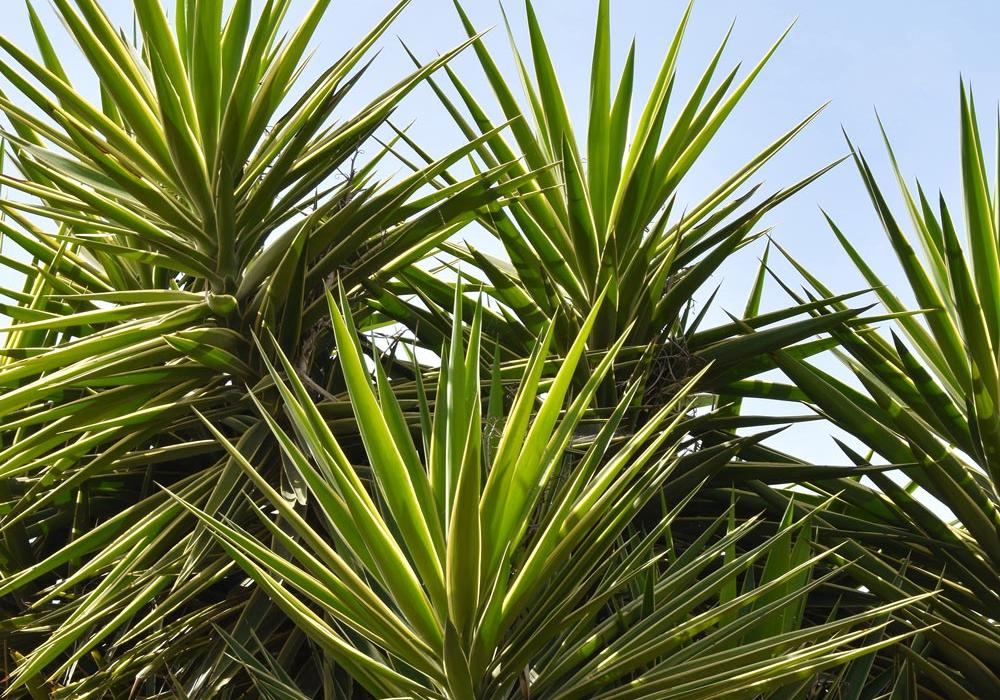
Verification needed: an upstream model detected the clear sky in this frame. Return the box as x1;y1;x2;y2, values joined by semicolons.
2;0;999;466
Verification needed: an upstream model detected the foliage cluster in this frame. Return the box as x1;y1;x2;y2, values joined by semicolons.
0;1;995;698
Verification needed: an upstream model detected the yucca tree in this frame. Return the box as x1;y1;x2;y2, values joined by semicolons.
0;1;943;697
373;0;856;413
741;86;1000;698
370;10;899;677
129;288;920;700
365;3;887;591
0;0;523;693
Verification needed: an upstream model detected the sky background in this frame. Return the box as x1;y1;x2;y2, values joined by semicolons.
2;0;999;468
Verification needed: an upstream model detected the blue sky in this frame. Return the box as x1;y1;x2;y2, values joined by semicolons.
2;0;999;466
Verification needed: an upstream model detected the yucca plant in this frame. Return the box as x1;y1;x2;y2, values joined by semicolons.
136;288;921;700
0;0;950;697
362;1;884;598
0;0;522;693
740;86;1000;698
373;0;856;413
